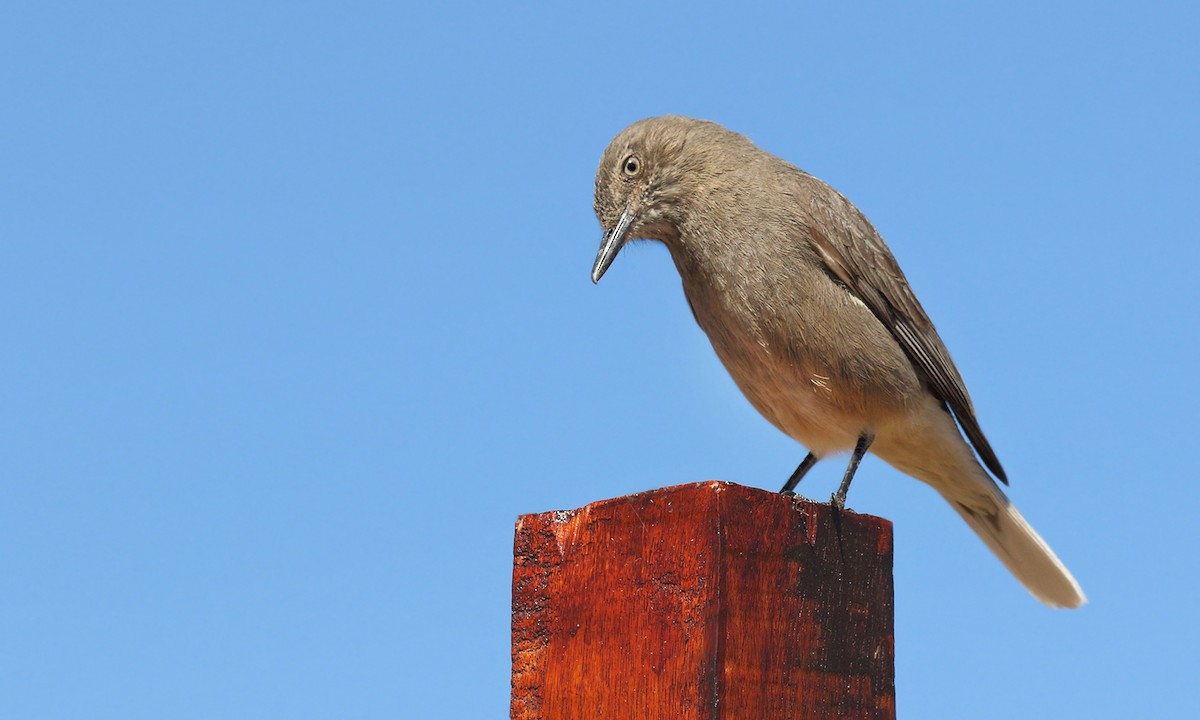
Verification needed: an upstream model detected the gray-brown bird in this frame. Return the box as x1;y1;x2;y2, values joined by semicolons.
591;115;1085;608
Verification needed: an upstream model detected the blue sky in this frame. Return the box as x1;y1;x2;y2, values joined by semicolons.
2;2;1197;717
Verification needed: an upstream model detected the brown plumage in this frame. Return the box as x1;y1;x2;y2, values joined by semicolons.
591;115;1084;608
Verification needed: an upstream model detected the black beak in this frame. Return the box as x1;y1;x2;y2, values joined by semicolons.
591;205;636;284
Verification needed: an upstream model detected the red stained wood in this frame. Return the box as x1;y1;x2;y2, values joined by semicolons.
511;481;894;720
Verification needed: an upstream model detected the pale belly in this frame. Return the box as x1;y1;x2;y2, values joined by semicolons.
713;338;876;457
691;292;924;459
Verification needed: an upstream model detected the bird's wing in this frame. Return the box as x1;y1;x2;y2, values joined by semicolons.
805;185;1008;484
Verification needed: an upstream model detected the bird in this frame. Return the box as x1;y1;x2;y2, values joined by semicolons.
590;115;1085;608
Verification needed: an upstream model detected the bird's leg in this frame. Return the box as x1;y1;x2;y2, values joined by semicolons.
831;432;875;509
779;452;817;495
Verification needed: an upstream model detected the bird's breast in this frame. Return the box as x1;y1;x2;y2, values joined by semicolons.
676;255;921;457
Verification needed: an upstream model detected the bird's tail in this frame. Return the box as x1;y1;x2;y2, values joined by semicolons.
938;479;1086;609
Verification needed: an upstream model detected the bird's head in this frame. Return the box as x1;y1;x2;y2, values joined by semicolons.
591;115;730;283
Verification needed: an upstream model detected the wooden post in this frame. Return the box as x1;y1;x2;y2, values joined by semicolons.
511;481;895;720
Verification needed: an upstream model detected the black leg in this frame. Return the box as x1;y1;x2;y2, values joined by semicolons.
779;452;817;495
832;432;875;509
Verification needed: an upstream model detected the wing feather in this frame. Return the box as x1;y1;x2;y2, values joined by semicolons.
804;180;1008;483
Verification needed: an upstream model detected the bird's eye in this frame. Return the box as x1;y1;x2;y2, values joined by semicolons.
622;156;641;177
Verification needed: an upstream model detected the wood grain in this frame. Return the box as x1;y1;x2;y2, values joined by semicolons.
512;481;895;719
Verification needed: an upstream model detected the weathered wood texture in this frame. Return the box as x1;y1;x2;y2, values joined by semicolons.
511;481;895;719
